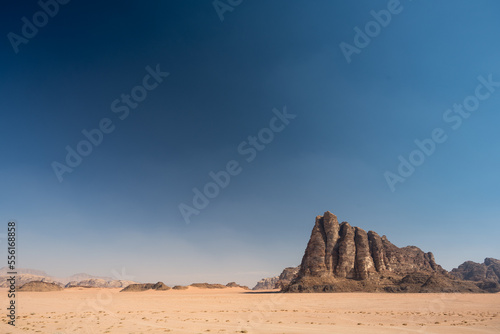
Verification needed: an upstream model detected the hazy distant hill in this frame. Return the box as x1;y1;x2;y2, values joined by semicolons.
59;273;113;284
0;267;49;276
0;267;135;288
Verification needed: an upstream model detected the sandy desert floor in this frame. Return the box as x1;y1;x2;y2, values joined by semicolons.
0;287;499;333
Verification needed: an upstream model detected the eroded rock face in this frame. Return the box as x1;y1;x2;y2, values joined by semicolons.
296;211;446;282
285;211;484;293
252;276;279;290
253;266;300;290
451;258;500;292
275;266;300;289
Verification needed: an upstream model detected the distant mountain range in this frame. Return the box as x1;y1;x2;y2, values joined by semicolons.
0;267;135;288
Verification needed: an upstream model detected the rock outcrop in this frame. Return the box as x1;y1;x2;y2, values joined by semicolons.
253;267;300;290
284;211;486;293
253;276;280;290
451;258;500;292
190;283;227;289
226;282;250;289
275;266;300;289
19;281;64;292
120;282;170;292
172;285;188;290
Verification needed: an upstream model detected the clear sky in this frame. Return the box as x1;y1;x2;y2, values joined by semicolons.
1;0;499;287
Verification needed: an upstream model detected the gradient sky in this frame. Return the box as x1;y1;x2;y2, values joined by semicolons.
1;0;499;287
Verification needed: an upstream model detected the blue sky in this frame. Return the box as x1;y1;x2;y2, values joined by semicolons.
1;0;499;286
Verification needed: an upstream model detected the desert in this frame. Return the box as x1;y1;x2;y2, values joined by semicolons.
1;211;499;333
1;287;499;333
2;1;500;333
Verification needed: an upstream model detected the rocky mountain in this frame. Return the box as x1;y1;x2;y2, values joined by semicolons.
450;258;500;292
283;211;486;293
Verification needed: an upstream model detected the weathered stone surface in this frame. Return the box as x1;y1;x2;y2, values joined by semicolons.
336;222;356;278
451;258;500;292
368;231;386;272
323;212;340;273
275;266;300;289
296;212;445;281
252;276;279;290
285;211;492;293
254;266;300;290
298;216;328;277
354;227;376;280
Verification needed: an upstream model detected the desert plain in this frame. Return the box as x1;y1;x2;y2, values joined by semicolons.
1;287;499;333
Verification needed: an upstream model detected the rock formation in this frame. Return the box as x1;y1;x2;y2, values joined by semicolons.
172;285;188;290
275;266;300;289
120;282;170;292
253;267;300;290
19;281;64;292
0;274;64;288
451;258;500;292
284;211;486;293
226;282;250;289
253;276;279;290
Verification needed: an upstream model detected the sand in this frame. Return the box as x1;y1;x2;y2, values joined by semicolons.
1;287;499;333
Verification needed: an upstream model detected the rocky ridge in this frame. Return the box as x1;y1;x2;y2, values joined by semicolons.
450;258;500;292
